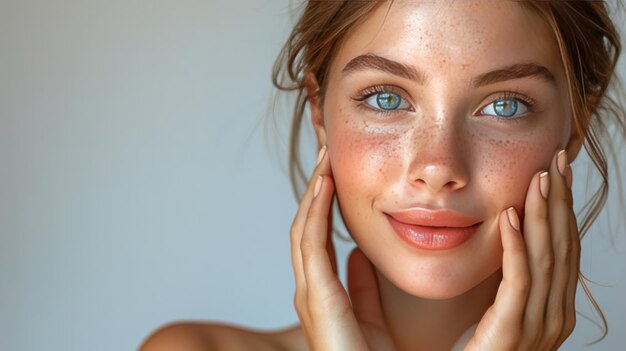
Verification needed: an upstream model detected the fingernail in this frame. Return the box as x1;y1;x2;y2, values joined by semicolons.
539;171;549;199
506;207;520;231
313;176;323;198
316;145;327;166
557;149;568;176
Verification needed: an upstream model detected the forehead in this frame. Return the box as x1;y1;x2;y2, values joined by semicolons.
329;0;563;83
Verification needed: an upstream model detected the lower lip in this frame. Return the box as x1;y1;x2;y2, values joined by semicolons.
387;215;480;251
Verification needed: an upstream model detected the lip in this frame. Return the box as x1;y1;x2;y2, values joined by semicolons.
385;208;482;251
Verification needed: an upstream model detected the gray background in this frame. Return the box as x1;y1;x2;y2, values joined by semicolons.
1;1;625;350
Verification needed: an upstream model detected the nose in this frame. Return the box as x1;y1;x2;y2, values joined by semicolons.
407;122;470;195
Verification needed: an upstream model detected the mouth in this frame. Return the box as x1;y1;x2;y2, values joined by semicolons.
385;208;483;251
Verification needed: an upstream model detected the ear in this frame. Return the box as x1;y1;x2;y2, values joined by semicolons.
565;126;585;163
565;93;598;162
305;72;326;147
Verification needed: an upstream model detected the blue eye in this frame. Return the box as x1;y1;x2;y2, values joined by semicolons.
480;98;529;118
364;92;411;111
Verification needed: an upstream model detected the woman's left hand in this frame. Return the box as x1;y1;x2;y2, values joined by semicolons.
464;149;579;351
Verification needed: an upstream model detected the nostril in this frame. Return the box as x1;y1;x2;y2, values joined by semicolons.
408;156;470;194
411;176;467;194
444;180;461;190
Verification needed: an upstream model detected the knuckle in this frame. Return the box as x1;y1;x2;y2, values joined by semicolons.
290;220;298;234
290;225;299;242
571;236;581;256
512;242;526;254
520;275;532;294
518;339;536;351
533;205;549;220
293;294;300;309
573;235;581;251
300;239;315;257
566;196;573;208
537;254;555;276
518;282;532;298
556;189;569;203
294;301;303;316
517;266;532;285
562;324;575;339
294;294;307;315
565;315;576;335
545;317;564;340
508;237;527;256
562;308;576;335
305;205;321;221
509;275;531;297
522;319;542;344
555;239;571;263
500;335;520;350
565;189;574;206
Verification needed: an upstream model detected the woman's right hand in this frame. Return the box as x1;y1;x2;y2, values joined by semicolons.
290;146;396;351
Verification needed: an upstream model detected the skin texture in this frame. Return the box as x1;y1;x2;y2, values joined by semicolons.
317;0;573;301
298;1;583;350
140;1;584;350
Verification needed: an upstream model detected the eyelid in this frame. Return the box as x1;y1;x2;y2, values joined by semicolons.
474;91;536;118
352;84;414;111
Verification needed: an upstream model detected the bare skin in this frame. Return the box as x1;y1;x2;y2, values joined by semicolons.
140;1;583;350
139;322;306;351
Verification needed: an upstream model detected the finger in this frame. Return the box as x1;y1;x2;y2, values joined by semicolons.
556;166;580;346
520;171;552;347
301;183;369;351
291;145;330;241
300;174;340;293
326;209;338;275
347;248;386;331
490;208;530;339
290;146;329;288
543;150;573;346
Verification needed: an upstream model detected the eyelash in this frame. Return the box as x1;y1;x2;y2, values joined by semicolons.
478;91;536;119
352;85;536;120
352;85;413;116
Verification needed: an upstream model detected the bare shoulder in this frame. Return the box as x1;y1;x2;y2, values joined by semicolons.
138;321;306;351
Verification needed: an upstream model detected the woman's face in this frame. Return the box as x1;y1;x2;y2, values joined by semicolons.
317;1;576;299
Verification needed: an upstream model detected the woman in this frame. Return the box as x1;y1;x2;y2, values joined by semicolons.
140;1;624;350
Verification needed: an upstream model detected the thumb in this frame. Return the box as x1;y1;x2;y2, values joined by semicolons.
347;248;386;329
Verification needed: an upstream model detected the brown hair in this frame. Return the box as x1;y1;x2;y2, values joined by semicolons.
273;0;625;343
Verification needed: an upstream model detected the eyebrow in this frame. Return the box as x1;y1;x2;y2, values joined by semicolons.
342;54;556;87
342;54;426;84
471;63;556;87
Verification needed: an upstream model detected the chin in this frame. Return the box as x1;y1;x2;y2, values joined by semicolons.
360;235;503;301
395;266;498;300
382;260;490;300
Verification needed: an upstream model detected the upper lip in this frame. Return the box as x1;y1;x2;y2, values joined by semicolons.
386;207;482;228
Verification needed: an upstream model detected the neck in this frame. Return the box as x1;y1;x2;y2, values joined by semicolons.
376;269;502;351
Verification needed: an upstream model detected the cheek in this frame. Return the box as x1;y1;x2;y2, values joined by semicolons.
325;112;405;210
326;104;563;221
475;128;559;213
